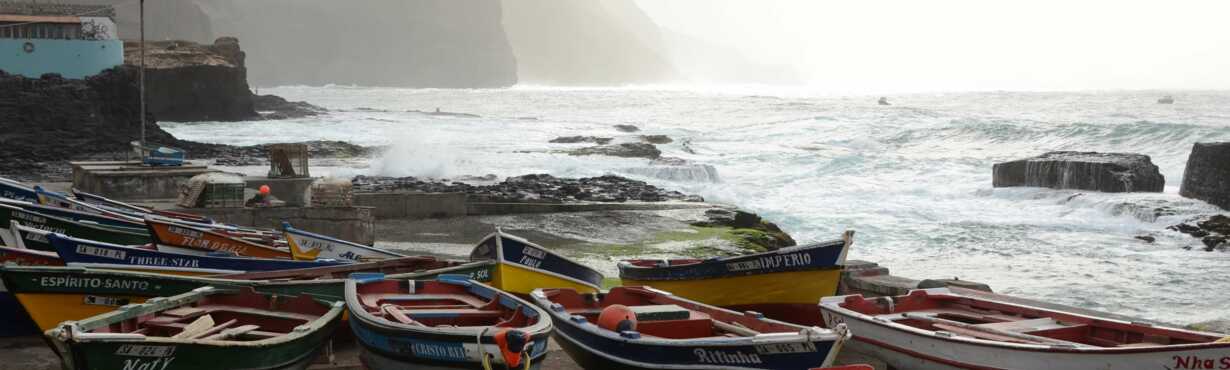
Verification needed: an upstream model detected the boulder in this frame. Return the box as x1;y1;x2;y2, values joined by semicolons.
992;151;1165;192
1179;142;1230;210
252;94;326;120
640;135;673;144
568;143;661;159
614;124;640;133
549;136;613;145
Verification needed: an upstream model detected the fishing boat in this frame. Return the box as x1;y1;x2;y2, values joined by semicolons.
35;185;144;223
0;245;63;336
4;205;150;251
346;273;553;370
619;230;853;326
531;286;851;370
468;230;603;296
45;286;344;370
71;188;214;224
283;221;404;262
147;216;292;259
819;287;1230;370
0;176;37;202
49;233;345;276
1;198;143;229
0;259;495;332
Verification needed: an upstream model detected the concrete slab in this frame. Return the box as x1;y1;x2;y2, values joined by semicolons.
71;160;218;200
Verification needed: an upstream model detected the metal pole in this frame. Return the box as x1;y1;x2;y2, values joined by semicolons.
139;0;146;152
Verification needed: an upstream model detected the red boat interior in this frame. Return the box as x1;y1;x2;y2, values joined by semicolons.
354;280;539;328
838;290;1226;348
541;286;802;339
90;289;331;341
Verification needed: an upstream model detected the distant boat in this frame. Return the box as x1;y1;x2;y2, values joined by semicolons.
45;286;344;370
878;97;891;106
820;287;1230;370
1158;95;1175;104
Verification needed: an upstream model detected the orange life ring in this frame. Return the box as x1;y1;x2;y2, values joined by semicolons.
22;42;34;53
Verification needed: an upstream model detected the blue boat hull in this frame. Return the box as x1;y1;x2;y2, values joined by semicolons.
49;233;347;274
0;291;39;337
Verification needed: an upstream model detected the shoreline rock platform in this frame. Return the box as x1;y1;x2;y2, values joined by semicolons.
992;151;1165;192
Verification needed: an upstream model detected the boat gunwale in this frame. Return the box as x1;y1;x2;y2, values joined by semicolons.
618;231;853;281
530;287;845;347
819;288;1230;354
46;286;345;347
344;276;553;337
282;222;405;259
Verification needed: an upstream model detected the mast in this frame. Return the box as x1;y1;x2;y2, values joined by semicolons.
139;0;146;151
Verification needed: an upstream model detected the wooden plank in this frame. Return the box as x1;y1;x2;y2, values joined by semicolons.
202;325;261;341
187;319;238;340
171;314;215;339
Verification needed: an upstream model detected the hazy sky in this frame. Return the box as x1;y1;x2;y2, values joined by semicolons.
636;0;1230;92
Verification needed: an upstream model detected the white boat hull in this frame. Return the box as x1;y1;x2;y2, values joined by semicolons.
821;307;1230;370
284;226;401;262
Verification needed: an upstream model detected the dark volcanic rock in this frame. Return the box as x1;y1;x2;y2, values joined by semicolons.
126;38;259;122
352;174;701;204
1169;214;1230;252
1179;142;1230;210
640;135;673;144
252;94;326;120
0;67;179;175
569;143;661;159
614;124;641;133
549;136;613;145
992;151;1165;192
692;208;797;251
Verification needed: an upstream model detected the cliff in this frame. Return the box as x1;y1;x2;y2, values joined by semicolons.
125;38;258;122
197;0;517;87
502;0;678;85
1180;142;1230;210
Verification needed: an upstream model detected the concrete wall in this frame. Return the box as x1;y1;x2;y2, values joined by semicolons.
72;161;217;200
354;192;467;219
1;39;122;78
466;201;712;215
176;206;375;245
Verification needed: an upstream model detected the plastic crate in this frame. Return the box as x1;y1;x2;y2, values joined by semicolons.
202;183;245;208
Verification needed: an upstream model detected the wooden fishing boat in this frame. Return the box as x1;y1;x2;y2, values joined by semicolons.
469;230;603;296
531;286;851;370
0;245;63;336
35;186;144;223
283;221;404;262
0;176;37;202
819;287;1230;370
1;259;496;331
49;233;344;276
619;230;853;326
71;188;215;224
346;273;553;370
147;216;292;259
0;198;144;229
4;206;151;251
45;286;344;370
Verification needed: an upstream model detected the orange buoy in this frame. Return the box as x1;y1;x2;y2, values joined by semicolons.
259;185;271;195
597;304;637;333
494;329;529;368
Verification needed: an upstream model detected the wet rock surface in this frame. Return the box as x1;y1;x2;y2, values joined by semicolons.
252;94;326;120
639;135;673;144
568;142;662;159
620;157;721;183
993;151;1165;192
1169;214;1230;251
1179;142;1230;210
613;124;640;132
692;208;797;251
549;136;613;145
352;173;703;203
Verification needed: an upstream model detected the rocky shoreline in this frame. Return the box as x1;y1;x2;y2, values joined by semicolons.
353;173;703;203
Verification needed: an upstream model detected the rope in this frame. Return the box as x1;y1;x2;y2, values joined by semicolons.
477;327;493;370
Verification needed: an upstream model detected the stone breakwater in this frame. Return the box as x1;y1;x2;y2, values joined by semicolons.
352;174;703;203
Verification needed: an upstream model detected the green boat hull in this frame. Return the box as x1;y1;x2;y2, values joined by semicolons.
60;328;333;370
2;206;149;251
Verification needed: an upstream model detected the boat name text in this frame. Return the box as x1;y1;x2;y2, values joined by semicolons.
519;246;545;269
694;349;763;364
166;226;202;239
115;344;176;357
1171;356;1230;370
121;357;175;370
726;252;812;272
39;276;151;291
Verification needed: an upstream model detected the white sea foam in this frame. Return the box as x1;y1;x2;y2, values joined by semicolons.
163;87;1230;324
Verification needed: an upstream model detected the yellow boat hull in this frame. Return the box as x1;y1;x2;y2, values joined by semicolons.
491;262;599;296
622;268;842;326
16;293;150;331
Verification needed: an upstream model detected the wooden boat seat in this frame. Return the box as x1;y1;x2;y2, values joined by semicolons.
143;321;280;340
364;294;487;310
382;304;425;326
402;309;504;320
975;318;1068;332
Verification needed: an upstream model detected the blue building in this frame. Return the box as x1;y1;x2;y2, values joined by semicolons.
0;1;123;79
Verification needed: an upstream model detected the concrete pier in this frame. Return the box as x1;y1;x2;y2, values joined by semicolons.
71;161;218;200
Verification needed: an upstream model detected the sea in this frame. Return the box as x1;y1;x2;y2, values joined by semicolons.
162;86;1230;326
